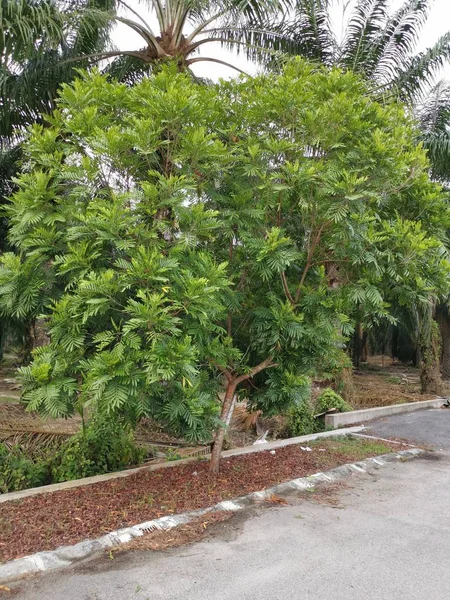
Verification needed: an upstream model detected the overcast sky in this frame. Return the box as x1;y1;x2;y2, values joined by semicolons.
112;0;450;82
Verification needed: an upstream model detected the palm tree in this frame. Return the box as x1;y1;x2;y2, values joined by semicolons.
281;0;450;102
417;79;450;182
65;0;294;77
0;0;118;140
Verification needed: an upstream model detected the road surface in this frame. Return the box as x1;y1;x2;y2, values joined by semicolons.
11;447;450;600
365;406;450;450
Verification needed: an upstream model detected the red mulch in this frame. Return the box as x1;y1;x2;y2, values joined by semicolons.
0;438;397;562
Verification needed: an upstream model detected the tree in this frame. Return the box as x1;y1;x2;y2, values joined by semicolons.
0;0;120;359
61;0;295;75
281;1;450;101
2;60;448;471
278;2;450;382
0;1;298;363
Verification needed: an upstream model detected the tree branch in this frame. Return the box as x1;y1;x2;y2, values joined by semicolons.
236;356;277;385
207;358;232;382
294;222;327;303
281;271;295;304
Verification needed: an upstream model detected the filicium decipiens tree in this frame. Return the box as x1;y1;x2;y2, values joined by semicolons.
1;59;449;472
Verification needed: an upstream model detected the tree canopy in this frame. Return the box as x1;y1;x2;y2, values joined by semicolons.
1;60;449;469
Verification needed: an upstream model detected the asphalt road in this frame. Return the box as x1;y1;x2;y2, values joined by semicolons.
11;450;450;600
365;407;450;450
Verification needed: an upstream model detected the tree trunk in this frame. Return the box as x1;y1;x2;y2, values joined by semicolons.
436;304;450;379
0;319;5;362
19;321;35;365
352;324;367;367
420;319;444;395
210;380;237;474
209;357;275;474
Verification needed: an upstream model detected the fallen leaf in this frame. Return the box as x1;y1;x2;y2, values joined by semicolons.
267;494;289;506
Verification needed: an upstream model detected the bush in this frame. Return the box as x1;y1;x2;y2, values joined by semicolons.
0;417;146;493
288;401;322;437
51;417;146;482
316;388;352;414
287;387;352;438
0;444;51;493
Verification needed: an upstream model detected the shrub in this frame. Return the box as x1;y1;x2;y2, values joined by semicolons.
316;388;352;413
0;444;51;493
288;387;352;438
0;417;146;493
288;401;322;437
51;417;146;482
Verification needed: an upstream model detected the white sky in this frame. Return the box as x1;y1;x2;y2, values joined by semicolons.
112;0;450;82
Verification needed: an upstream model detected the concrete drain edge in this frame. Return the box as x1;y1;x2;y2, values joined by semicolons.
0;448;423;583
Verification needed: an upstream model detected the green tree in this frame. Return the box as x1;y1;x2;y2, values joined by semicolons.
0;0;121;359
0;1;296;362
2;60;448;471
279;1;450;381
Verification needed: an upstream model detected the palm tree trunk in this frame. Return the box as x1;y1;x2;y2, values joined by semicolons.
436;304;450;379
0;318;5;362
420;317;444;395
352;324;367;367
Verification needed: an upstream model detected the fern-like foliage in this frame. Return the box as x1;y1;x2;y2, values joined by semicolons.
2;61;448;442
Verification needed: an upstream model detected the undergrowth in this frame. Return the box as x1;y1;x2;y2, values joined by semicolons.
0;416;145;493
288;388;352;437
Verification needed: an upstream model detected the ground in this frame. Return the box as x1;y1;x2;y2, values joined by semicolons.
348;355;449;408
8;447;450;599
2;360;450;598
0;437;395;562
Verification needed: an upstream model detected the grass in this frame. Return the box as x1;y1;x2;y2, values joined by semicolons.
385;376;402;385
320;436;394;460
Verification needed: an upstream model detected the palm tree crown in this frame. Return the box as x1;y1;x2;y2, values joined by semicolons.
79;0;293;75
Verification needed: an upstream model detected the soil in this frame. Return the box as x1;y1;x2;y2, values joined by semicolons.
0;437;399;563
1;354;446;455
348;355;450;409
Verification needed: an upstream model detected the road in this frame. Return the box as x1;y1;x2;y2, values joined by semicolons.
11;447;450;600
365;407;450;450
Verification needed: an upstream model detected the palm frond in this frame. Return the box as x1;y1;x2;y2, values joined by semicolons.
392;32;450;102
339;0;390;74
417;80;450;182
371;0;431;85
281;0;336;65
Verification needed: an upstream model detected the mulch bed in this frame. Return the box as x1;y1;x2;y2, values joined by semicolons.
0;437;399;563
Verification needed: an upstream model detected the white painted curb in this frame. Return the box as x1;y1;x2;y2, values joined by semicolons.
0;447;423;584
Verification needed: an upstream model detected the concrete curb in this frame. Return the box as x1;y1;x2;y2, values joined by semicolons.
325;398;445;428
0;426;364;504
0;447;423;584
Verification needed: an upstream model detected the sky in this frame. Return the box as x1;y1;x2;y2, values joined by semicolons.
112;0;450;82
